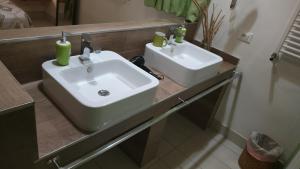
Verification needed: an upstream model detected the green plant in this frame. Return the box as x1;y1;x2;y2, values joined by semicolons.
192;1;225;50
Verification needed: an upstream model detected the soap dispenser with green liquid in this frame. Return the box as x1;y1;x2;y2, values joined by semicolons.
175;24;187;43
56;32;71;66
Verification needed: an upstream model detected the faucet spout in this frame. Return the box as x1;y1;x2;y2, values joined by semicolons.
81;33;94;54
79;47;91;62
79;47;93;73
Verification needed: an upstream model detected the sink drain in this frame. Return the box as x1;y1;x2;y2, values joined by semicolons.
98;90;110;96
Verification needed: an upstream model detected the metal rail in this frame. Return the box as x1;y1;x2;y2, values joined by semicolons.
50;71;242;169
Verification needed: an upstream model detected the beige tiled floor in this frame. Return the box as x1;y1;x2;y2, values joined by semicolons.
79;113;242;169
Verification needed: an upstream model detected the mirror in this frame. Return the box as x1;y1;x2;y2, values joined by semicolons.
0;0;181;30
77;0;180;24
0;0;79;29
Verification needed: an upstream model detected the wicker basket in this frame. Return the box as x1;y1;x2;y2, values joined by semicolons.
239;148;275;169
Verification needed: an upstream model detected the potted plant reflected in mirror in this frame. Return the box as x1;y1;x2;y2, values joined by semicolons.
193;1;225;51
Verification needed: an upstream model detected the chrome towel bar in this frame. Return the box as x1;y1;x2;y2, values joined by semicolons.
49;71;242;169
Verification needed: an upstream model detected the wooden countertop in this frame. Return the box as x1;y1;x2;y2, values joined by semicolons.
23;61;236;158
0;61;33;115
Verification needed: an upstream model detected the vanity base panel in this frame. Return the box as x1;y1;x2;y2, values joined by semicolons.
179;85;229;129
120;117;168;167
0;106;38;169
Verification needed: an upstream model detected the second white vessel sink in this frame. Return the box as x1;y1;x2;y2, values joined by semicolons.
144;40;223;87
43;51;159;132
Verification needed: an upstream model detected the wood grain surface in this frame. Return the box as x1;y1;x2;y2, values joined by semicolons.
0;61;33;114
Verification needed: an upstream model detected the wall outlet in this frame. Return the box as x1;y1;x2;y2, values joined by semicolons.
239;32;254;44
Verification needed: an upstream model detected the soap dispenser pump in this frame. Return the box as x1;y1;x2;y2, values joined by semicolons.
61;32;67;43
56;32;71;66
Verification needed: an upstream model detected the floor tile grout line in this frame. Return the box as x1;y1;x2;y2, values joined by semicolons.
156;156;174;169
221;142;243;155
211;153;236;169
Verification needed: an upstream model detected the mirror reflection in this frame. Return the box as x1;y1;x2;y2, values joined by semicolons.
77;0;181;24
0;0;189;30
0;0;210;31
0;0;77;29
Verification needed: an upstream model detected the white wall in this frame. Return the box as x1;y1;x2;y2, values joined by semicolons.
78;0;181;24
195;0;300;162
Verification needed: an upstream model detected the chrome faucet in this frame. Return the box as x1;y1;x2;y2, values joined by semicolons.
79;47;93;73
168;26;177;47
168;36;177;54
80;34;94;72
79;47;91;61
168;34;176;46
81;33;94;54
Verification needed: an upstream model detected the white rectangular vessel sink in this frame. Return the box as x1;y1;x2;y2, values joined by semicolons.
42;51;159;132
144;40;223;87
